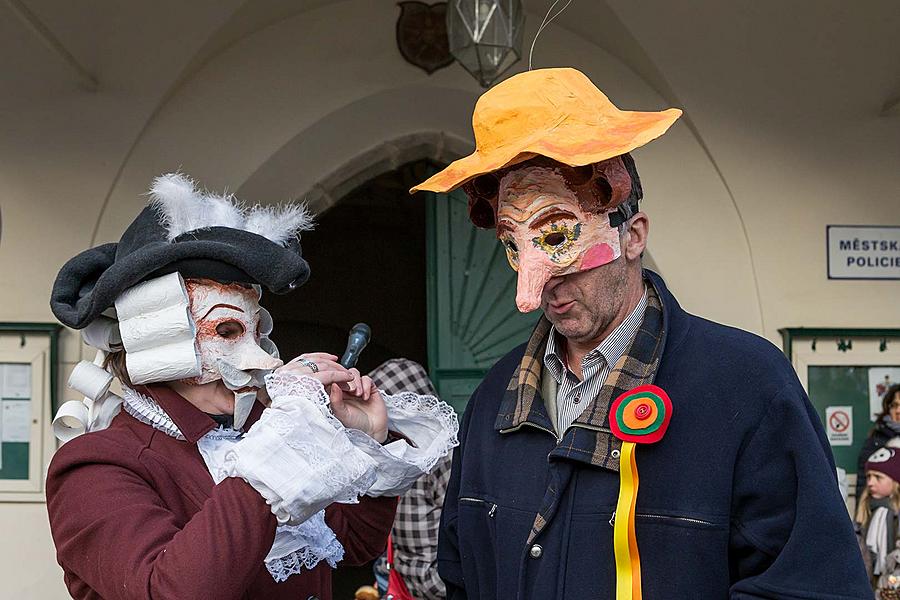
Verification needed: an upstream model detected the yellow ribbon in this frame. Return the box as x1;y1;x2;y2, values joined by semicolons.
613;441;642;600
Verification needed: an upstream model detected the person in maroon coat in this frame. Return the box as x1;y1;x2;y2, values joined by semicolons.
47;173;458;600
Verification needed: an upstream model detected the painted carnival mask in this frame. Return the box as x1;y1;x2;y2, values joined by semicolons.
496;166;623;312
185;278;283;384
185;279;283;426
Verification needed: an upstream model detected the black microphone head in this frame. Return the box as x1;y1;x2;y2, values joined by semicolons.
340;323;372;368
351;322;371;341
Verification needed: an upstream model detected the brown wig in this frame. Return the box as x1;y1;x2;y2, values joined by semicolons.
103;350;132;389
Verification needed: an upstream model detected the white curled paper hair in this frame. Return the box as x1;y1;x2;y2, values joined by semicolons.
81;316;122;352
52;355;123;442
115;272;200;385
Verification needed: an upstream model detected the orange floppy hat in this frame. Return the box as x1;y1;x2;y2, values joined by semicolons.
410;67;682;194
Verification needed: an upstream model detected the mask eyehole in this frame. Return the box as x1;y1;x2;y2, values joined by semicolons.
216;321;245;339
566;164;595;186
544;232;566;247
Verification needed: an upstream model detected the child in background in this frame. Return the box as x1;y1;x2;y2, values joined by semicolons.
857;447;900;594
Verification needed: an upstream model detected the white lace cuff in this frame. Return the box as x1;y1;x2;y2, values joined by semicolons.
222;374;376;525
258;372;459;499
265;510;344;582
346;391;459;497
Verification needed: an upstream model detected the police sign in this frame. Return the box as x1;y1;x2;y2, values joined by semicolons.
827;225;900;280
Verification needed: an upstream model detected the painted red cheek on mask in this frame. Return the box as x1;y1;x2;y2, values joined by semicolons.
580;242;615;270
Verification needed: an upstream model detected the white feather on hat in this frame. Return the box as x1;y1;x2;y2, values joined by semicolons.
149;172;314;245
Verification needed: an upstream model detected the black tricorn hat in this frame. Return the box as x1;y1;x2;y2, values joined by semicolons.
51;173;313;329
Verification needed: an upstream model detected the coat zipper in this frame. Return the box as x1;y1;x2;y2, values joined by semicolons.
460;497;497;517
609;511;714;527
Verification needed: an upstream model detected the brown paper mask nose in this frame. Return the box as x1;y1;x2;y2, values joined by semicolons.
515;261;554;313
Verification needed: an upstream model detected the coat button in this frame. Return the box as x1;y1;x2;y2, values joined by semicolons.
307;596;319;600
611;449;621;459
529;544;543;559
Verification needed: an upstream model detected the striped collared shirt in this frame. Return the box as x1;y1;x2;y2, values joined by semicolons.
544;286;648;435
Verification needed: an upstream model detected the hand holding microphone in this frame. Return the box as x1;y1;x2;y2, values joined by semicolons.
283;322;371;379
279;323;386;441
333;322;386;442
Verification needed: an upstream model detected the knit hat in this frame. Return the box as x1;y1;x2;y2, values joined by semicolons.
867;447;900;482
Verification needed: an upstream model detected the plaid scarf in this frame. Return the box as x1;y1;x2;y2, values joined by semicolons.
494;275;666;473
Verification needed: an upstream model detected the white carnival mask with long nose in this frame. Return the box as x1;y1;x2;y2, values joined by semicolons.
183;278;283;427
185;278;282;384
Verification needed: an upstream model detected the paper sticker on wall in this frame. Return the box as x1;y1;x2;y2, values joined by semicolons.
1;364;31;399
870;367;900;421
826;406;853;446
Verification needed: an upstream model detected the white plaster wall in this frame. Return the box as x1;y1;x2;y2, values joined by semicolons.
0;504;64;598
609;0;900;341
0;4;248;597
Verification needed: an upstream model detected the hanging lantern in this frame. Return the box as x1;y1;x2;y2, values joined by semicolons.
447;0;524;87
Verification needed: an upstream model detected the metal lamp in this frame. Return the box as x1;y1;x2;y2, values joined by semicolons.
447;0;524;87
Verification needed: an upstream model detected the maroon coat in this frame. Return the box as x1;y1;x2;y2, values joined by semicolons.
46;385;397;600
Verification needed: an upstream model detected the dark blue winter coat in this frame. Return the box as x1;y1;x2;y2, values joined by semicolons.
439;271;871;599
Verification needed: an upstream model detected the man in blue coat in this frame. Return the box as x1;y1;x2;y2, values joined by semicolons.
411;68;871;599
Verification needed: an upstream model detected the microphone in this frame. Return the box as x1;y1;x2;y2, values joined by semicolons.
340;323;371;369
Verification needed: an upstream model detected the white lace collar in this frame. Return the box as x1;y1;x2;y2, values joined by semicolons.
121;387;185;440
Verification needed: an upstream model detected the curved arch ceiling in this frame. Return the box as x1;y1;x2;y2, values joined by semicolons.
38;0;809;335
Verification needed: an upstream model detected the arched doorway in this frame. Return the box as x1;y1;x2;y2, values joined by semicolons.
265;158;541;594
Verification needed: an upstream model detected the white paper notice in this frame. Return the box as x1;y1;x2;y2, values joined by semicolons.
1;364;31;399
1;400;31;443
826;406;853;447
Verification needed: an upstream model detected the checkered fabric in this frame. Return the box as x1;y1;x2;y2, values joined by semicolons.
368;359;450;600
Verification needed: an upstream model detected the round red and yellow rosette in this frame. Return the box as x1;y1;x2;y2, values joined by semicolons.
609;384;672;600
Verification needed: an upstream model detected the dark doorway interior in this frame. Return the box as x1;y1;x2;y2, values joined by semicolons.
264;160;434;595
267;160;434;372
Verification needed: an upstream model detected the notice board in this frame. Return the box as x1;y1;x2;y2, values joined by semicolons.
0;324;59;499
783;328;900;503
